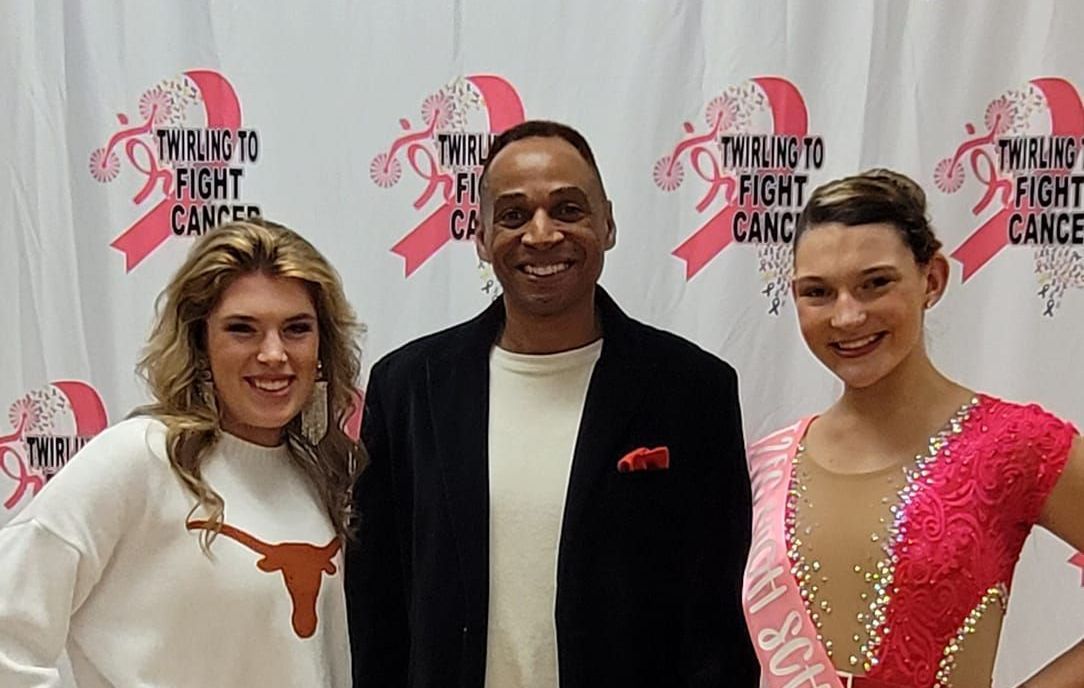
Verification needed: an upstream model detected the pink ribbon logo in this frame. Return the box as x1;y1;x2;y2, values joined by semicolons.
1071;551;1084;587
90;70;242;272
342;389;364;442
936;78;1084;282
1;381;108;511
370;76;526;277
662;77;809;279
0;415;41;510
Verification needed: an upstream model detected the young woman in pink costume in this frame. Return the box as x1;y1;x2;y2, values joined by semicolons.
743;170;1084;688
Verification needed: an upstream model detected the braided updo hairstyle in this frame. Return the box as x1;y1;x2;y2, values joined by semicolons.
794;169;942;264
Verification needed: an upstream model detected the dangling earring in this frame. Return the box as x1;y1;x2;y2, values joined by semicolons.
197;364;218;417
301;361;328;445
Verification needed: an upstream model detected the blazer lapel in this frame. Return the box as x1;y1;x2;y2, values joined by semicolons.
426;301;503;632
559;290;651;559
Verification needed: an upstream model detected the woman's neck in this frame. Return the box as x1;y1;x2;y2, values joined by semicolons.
808;347;974;473
833;346;971;430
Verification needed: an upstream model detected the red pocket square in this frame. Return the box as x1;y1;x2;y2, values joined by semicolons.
617;446;670;473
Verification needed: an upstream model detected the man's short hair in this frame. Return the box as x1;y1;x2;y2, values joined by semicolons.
479;120;607;199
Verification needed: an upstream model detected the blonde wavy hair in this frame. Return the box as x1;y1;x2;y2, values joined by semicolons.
135;219;365;549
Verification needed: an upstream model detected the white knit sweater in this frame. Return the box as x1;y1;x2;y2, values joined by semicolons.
0;417;350;687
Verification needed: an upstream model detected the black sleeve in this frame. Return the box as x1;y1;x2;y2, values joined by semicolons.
346;364;410;687
681;363;759;686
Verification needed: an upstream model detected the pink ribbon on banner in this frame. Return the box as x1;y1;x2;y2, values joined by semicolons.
110;69;243;271
756;76;810;140
0;416;41;510
952;206;1017;283
1070;552;1084;587
342;389;365;442
109;199;176;272
1;445;42;510
0;381;107;510
672;77;809;279
951;77;1084;281
51;380;110;437
389;199;455;278
390;75;526;276
672;185;749;280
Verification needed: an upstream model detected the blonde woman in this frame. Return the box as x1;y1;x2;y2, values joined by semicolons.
0;220;363;687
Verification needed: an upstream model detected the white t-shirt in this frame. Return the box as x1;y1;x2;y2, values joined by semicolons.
484;339;603;688
0;416;350;688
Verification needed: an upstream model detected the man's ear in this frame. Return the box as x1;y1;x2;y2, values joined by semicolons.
604;200;616;250
475;219;492;263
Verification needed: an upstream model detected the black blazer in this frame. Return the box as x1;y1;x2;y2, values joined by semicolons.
347;289;758;687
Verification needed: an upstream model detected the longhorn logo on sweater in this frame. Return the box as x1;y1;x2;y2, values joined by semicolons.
187;520;341;638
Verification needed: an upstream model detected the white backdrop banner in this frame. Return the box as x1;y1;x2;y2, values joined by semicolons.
2;1;1083;685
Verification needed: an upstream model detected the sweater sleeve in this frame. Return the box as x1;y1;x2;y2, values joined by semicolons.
0;521;81;687
0;418;160;686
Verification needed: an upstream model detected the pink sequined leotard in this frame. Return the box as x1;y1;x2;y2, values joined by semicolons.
745;394;1076;688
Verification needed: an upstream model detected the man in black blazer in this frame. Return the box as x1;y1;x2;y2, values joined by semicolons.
347;120;757;687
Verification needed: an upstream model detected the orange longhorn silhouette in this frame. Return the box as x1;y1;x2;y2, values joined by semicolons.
187;519;341;638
